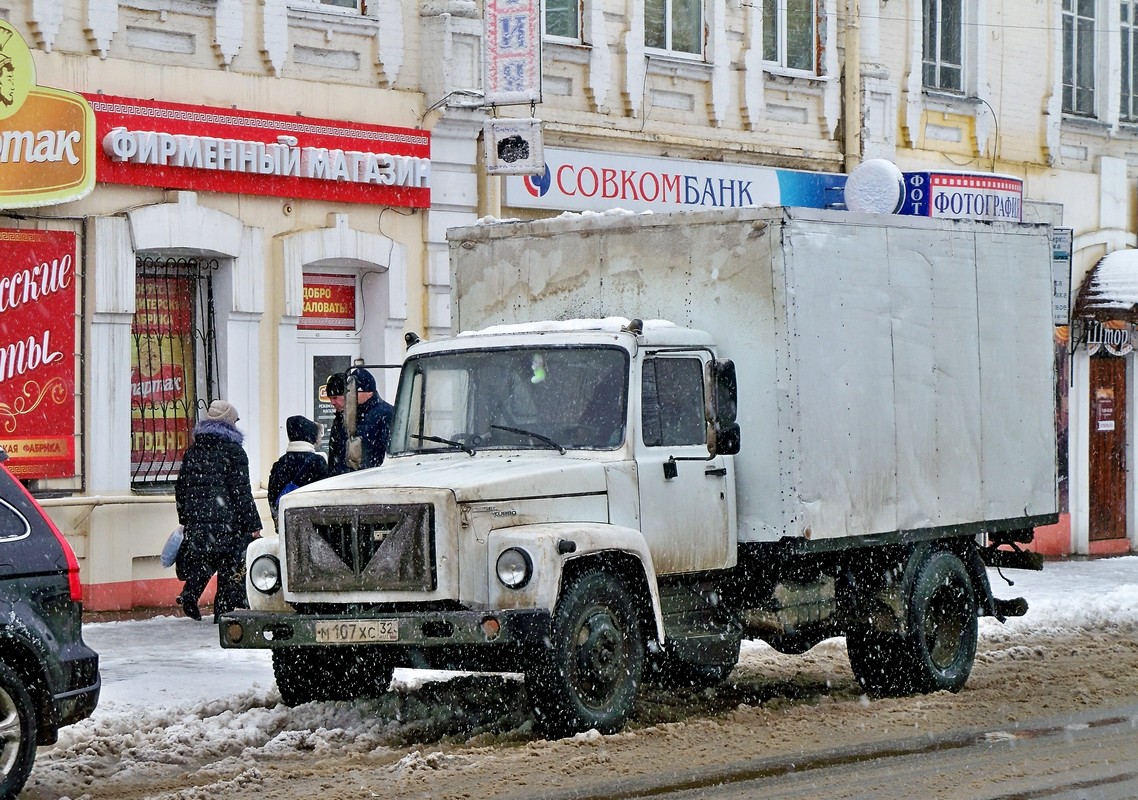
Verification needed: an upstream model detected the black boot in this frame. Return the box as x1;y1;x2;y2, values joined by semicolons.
176;594;202;621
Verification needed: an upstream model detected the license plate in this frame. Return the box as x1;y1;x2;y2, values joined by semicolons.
314;619;398;644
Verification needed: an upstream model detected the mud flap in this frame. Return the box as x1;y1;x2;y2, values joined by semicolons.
965;546;1028;622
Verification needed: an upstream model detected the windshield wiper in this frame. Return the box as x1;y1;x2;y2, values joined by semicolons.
491;424;566;455
412;434;475;455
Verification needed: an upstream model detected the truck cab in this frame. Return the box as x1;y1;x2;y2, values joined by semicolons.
225;317;741;735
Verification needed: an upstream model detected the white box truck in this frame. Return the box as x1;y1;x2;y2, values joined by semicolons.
221;207;1058;737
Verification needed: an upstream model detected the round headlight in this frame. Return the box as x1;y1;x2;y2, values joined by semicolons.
495;547;532;589
249;554;281;594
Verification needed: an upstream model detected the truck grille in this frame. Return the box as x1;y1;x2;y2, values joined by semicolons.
284;503;436;593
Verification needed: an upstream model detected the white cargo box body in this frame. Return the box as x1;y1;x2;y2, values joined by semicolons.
449;206;1058;544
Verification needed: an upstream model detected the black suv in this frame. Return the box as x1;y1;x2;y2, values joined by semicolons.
0;449;99;797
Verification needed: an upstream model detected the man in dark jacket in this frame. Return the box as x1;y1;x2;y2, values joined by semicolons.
267;414;329;529
327;367;394;475
174;399;262;621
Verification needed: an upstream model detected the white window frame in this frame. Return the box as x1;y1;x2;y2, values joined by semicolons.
922;0;964;93
1121;1;1138;121
289;0;362;13
762;0;819;75
543;0;582;42
645;0;704;58
1062;0;1099;116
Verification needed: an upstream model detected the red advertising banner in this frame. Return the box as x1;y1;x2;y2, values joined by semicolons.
82;94;431;208
300;273;357;331
0;229;77;478
130;275;195;481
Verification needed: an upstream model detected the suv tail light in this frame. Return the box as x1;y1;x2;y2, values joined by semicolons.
7;471;83;602
50;519;83;603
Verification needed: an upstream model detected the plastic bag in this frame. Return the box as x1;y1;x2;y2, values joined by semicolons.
160;525;184;568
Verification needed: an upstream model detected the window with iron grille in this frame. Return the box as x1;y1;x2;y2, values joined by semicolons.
1062;0;1097;116
922;0;963;92
130;257;219;487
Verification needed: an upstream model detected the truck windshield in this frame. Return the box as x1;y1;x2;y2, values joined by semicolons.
390;345;629;454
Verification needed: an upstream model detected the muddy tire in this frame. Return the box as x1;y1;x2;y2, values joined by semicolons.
848;550;977;696
529;570;643;737
0;661;36;799
903;550;978;693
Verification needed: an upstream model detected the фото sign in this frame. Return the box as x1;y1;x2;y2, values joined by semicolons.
0;229;77;478
0;22;96;209
504;147;846;213
899;172;1023;222
85;95;431;208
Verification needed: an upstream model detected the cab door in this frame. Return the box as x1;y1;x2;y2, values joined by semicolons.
635;352;735;575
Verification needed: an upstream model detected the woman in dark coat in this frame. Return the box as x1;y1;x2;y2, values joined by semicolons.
174;400;262;621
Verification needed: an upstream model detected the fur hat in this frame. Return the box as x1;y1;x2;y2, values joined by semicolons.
286;415;320;444
206;399;239;426
349;368;377;394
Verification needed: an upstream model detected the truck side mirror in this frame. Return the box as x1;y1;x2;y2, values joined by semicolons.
707;359;740;455
710;421;741;455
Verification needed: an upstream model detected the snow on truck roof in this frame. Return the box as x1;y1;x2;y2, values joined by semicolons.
457;317;675;337
447;318;716;347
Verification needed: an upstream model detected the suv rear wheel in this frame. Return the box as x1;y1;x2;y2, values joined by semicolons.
0;661;37;798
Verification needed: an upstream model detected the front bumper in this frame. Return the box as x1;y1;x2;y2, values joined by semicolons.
219;607;551;650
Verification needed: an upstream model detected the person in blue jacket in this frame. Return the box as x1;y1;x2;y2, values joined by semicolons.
327;367;394;475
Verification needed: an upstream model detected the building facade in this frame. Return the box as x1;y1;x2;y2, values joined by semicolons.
0;1;1134;610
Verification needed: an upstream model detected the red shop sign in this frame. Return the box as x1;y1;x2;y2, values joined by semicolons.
0;229;77;478
82;94;431;208
300;274;356;331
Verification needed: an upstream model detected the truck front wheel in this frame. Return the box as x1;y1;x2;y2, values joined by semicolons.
529;570;644;737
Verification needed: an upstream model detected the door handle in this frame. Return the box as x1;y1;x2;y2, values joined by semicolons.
704;466;727;477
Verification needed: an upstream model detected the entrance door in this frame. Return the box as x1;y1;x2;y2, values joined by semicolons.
300;340;359;456
1088;355;1127;541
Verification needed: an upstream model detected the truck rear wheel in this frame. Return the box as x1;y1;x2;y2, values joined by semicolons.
529;570;644;737
847;550;977;696
273;645;394;705
904;550;978;693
